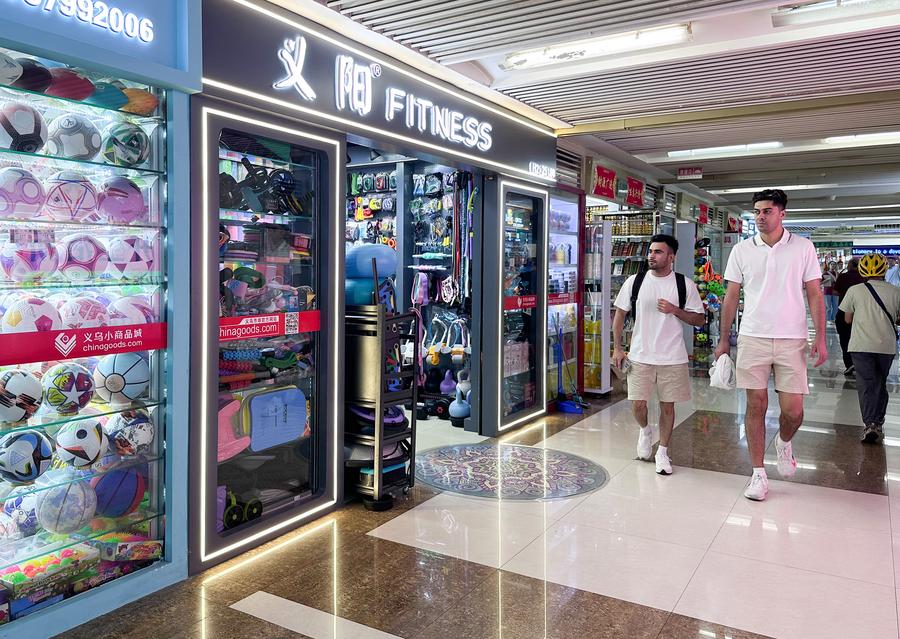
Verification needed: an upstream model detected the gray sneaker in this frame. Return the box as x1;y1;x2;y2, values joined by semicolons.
862;424;884;444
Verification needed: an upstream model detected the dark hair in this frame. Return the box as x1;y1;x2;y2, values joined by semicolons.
650;234;679;255
752;189;788;208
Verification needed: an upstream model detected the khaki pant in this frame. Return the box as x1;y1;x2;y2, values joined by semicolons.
627;361;691;402
736;335;809;394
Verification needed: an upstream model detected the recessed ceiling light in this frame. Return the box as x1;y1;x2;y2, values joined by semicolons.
772;0;900;27
822;131;900;144
709;183;837;194
666;142;782;159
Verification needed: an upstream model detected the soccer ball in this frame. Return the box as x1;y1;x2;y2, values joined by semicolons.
0;241;58;282
84;289;120;309
106;235;154;281
0;52;23;85
100;122;150;167
0;430;54;484
97;176;146;223
43;363;94;415
0;167;45;220
93;352;150;406
59;296;110;329
104;409;154;456
35;478;96;534
2;487;40;536
58;234;109;282
0;369;42;424
45;114;102;160
0;102;47;153
54;419;107;468
1;296;63;333
42;170;99;222
108;295;155;326
0;291;21;316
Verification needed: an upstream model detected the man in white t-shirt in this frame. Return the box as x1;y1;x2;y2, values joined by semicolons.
613;235;705;475
714;189;826;502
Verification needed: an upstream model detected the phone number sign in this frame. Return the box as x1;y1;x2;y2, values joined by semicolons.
17;0;155;42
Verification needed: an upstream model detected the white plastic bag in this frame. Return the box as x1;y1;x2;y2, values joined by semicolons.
709;353;736;390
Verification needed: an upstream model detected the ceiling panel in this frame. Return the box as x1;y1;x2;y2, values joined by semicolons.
503;29;900;125
326;0;780;63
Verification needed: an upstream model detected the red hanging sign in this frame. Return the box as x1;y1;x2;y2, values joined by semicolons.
593;166;616;199
503;295;537;311
548;292;578;306
219;310;321;342
625;177;645;207
0;322;167;367
698;203;710;225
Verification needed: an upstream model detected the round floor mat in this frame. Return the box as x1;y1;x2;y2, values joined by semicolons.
415;444;608;500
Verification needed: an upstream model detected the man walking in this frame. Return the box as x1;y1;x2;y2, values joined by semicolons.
885;256;900;288
613;234;705;475
839;252;900;444
714;189;827;501
834;258;865;375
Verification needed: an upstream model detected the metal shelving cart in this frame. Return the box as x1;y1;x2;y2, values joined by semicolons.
344;305;420;510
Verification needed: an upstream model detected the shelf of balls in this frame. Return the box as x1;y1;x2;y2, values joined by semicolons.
0;143;162;177
0;508;162;578
0;276;163;292
0;399;163;439
0;79;162;124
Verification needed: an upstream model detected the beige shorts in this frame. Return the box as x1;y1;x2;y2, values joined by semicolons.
736;335;809;395
627;361;691;403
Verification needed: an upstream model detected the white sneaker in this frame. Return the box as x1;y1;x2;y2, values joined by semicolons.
636;428;652;461
744;474;769;501
775;438;797;478
655;452;672;476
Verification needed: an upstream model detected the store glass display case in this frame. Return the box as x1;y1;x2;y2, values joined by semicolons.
547;191;580;403
0;46;167;622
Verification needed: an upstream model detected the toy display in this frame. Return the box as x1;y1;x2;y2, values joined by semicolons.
0;45;164;622
692;234;723;367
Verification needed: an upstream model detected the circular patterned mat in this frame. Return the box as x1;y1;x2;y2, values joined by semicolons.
415;444;608;500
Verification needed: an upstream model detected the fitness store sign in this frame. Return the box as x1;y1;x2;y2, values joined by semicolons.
202;0;556;178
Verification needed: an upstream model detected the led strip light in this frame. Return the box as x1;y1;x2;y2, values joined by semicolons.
498;180;549;432
199;106;342;563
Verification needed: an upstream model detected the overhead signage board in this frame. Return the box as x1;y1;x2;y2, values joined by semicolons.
202;0;557;181
677;167;703;180
851;245;900;256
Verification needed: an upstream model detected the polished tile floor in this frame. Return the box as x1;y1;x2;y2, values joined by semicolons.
57;330;900;639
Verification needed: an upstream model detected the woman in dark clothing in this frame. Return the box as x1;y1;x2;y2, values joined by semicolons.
833;257;866;374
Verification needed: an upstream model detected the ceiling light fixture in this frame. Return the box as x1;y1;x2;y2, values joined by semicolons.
789;204;900;212
784;215;900;224
501;24;691;71
709;183;838;194
772;0;900;27
822;131;900;145
666;141;782;159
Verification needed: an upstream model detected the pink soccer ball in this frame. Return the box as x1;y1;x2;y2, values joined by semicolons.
108;295;155;326
59;296;109;329
42;170;98;222
0;241;58;282
97;177;146;224
106;235;153;281
84;289;120;308
58;234;109;282
0;167;45;220
1;297;62;333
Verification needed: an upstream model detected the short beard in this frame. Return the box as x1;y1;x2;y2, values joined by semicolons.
648;261;667;271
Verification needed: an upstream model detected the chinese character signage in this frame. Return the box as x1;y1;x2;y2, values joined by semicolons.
0;323;166;366
593;165;616;199
219;311;321;342
698;203;710;225
625;177;645;207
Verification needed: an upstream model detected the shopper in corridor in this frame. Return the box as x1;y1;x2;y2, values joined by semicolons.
834;258;865;375
839;252;900;444
613;234;705;476
715;189;827;501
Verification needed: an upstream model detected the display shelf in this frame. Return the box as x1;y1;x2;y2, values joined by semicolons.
218;369;315;393
0;147;163;176
0;399;164;438
1;454;163;502
0;509;162;574
219;209;313;224
0;81;163;124
549;229;578;237
219;150;315;173
0;277;163;291
549;262;578;268
345;428;414;447
0;218;161;231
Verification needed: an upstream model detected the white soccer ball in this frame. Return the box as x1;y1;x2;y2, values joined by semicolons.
42;170;98;222
58;234;109;282
0;369;42;425
0;241;58;282
0;53;23;85
1;296;62;333
54;419;107;468
106;235;154;281
0;167;45;220
108;295;155;326
59;296;110;329
0;102;47;153
45;114;102;161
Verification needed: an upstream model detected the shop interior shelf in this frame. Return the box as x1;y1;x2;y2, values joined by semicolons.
549;229;578;237
0;399;165;438
612;256;646;261
218;368;315;393
345;428;413;447
0;276;164;291
506;202;534;211
347;189;396;197
1;218;163;232
219;151;315;173
0;509;163;575
219;255;312;266
549;262;578;268
353;474;410;497
0;147;163;176
2;454;164;503
549;357;578;370
219;209;314;224
503;368;532;380
0;80;163;124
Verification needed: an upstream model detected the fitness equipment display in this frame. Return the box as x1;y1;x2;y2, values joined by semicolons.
0;46;165;622
214;128;323;536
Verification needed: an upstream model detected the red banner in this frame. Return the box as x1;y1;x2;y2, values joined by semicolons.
219;311;321;342
727;213;743;233
625;177;645;207
698;203;710;225
0;322;167;366
593;166;616;199
504;295;537;311
548;292;578;306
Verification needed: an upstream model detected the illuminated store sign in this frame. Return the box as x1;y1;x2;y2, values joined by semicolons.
16;0;155;42
203;0;557;179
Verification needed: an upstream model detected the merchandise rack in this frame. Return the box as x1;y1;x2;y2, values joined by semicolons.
344;305;419;510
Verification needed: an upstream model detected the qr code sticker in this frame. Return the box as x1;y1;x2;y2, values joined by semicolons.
284;312;300;335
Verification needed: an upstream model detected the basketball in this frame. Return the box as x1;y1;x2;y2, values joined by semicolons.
35;479;96;534
91;465;146;517
93;352;150;406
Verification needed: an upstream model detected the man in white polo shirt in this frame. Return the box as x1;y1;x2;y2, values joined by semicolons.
613;234;706;476
714;189;826;501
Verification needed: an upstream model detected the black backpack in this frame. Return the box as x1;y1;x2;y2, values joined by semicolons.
630;270;687;320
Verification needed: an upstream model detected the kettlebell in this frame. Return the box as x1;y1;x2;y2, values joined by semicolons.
449;386;470;428
439;369;457;395
425;368;443;393
456;369;472;396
